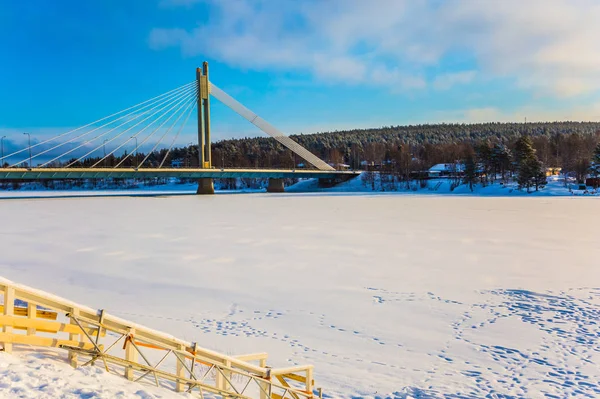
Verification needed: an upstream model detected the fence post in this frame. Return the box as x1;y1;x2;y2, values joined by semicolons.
259;358;269;399
175;343;186;392
68;308;80;367
27;302;36;335
2;285;15;353
306;366;314;395
124;328;137;380
224;359;232;391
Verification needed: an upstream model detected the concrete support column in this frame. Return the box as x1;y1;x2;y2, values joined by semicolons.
267;178;285;193
197;178;214;194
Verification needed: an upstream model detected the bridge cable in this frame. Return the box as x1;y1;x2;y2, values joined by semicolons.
1;81;196;164
139;90;198;169
40;84;197;168
159;96;197;168
17;82;196;168
114;89;198;168
209;83;335;171
62;85;197;168
89;87;198;168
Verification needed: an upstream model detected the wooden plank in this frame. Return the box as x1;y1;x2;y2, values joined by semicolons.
0;332;98;350
27;303;36;335
234;352;269;362
11;290;74;313
282;373;307;384
271;365;314;376
0;305;58;320
272;390;312;399
2;286;15;353
0;315;104;336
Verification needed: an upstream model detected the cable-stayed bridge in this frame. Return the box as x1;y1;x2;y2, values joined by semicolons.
0;63;356;193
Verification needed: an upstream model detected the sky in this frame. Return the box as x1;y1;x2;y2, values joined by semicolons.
2;0;600;156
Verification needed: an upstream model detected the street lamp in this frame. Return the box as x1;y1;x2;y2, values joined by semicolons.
23;133;32;168
1;136;6;168
103;139;108;167
130;136;138;168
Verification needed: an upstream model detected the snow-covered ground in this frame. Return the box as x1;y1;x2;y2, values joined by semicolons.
1;194;600;398
1;173;597;199
289;174;598;197
0;349;193;399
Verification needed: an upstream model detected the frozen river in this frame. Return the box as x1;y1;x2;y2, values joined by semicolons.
1;194;600;398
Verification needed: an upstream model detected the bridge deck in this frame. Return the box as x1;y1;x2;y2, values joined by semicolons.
0;168;358;180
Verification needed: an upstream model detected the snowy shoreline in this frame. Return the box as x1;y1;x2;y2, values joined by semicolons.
1;173;597;199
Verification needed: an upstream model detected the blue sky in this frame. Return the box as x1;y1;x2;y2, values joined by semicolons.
2;0;600;155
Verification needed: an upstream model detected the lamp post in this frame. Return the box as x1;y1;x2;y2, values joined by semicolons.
103;139;108;167
1;136;6;168
23;133;31;168
130;136;138;168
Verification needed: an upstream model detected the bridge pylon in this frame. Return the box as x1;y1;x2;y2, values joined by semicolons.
196;62;215;194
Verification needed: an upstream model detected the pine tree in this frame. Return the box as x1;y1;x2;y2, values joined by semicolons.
515;136;542;192
591;142;600;188
463;154;477;192
594;142;600;165
475;142;493;186
531;157;547;191
491;143;512;183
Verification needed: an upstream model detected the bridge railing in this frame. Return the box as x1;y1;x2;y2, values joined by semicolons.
0;277;319;399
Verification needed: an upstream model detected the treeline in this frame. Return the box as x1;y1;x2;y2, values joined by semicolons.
8;121;600;193
62;122;600;171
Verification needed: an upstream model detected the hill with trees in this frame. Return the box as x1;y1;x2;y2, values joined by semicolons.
31;121;600;193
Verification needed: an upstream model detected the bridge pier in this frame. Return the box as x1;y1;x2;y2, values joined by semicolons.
267;178;285;193
196;178;214;194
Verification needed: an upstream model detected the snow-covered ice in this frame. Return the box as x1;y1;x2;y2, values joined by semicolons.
1;193;600;398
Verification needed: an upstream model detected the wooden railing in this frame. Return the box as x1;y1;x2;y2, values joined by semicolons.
0;277;319;399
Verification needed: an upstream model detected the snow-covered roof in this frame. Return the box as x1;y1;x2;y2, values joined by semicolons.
429;163;464;172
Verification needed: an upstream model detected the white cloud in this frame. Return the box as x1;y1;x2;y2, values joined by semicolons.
150;0;600;97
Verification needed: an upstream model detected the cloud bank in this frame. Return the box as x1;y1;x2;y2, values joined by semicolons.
150;0;600;97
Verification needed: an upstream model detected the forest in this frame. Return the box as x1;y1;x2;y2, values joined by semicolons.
6;121;600;192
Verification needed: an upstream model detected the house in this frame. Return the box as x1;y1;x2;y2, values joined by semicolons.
586;177;600;187
428;163;464;178
545;167;561;177
171;159;183;168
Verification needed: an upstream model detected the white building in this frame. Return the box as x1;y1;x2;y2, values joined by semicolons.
428;163;464;178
